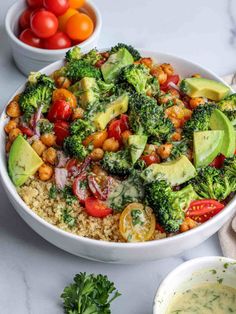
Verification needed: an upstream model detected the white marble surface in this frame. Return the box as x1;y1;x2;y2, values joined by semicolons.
0;0;236;313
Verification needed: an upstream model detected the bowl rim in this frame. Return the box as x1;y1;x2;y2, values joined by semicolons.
5;0;102;55
0;49;236;249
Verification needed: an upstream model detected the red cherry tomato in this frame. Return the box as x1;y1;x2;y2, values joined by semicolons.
43;0;69;16
43;32;71;49
30;10;58;39
73;173;90;204
108;114;129;142
120;114;129;131
87;175;113;201
19;9;33;30
19;29;42;48
141;153;159;166
85;197;112;218
186;199;225;223
66;158;78;176
156;223;165;233
19;126;34;137
27;0;43;8
54;120;70;145
161;75;180;92
209;154;225;169
48;100;72;122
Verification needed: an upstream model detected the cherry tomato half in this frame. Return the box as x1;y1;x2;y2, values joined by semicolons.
83;130;108;148
27;0;43;8
43;32;71;49
58;8;78;32
19;28;42;48
87;174;112;201
141;153;159;166
19;9;33;30
43;0;69;16
209;154;225;169
54;120;70;145
66;13;94;41
108;114;129;143
73;173;91;204
19;126;34;137
85;197;112;218
52;88;77;108
186;199;225;223
160;74;180;92
31;10;58;39
48;100;72;122
69;0;85;9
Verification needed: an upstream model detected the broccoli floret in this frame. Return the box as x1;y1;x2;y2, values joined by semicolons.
82;49;102;65
65;59;102;82
169;139;190;160
145;180;199;233
65;46;82;62
223;156;236;191
101;150;132;177
183;104;216;139
110;43;141;61
129;93;174;141
190;166;233;201
19;72;55;115
38;119;54;134
64;135;88;160
70;119;95;139
217;93;236;124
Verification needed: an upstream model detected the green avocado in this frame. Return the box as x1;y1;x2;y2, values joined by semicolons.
128;134;147;164
141;155;196;186
76;77;98;109
93;94;128;130
8;135;43;187
180;78;230;101
210;109;235;157
101;48;134;83
193;130;224;168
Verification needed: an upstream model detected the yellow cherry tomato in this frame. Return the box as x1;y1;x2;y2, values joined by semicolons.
58;8;78;32
119;203;156;242
69;0;85;9
52;88;77;108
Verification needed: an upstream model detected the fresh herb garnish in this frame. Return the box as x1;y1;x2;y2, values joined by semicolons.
62;208;76;227
62;185;77;205
49;184;58;199
131;209;144;226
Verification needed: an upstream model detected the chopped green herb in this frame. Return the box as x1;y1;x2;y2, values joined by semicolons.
62;208;76;227
62;185;77;206
49;184;58;199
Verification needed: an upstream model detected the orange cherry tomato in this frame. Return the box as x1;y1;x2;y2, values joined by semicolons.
58;8;78;32
83;130;108;148
52;88;77;108
66;13;94;41
69;0;85;9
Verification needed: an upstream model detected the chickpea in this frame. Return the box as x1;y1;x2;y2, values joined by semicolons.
42;147;57;165
161;63;174;76
180;217;197;233
13;94;20;102
4;120;17;134
92;164;108;177
189;97;205;109
38;164;53;181
191;73;201;78
8;128;22;142
121;130;132;145
157;143;173;160
72;107;84;120
32;140;46;156
140;57;153;69
55;76;71;89
170;117;181;128
171;131;182;142
5;141;12;153
151;66;167;85
102;138;119;152
90;148;104;161
6;101;21;118
40;133;56;147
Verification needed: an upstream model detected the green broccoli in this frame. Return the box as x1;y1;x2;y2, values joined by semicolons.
38;119;54;134
223;155;236;191
65;59;102;82
110;43;141;61
65;46;82;62
102;150;132;177
129;93;174;141
145;180;199;233
19;72;55;116
183;104;216;139
82;49;102;65
64;135;88;160
70;119;95;139
217;93;236;124
169;139;190;160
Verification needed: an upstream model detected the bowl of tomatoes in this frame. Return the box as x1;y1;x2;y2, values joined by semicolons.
5;0;102;76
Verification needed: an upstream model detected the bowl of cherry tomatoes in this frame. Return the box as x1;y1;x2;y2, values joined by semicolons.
5;0;102;76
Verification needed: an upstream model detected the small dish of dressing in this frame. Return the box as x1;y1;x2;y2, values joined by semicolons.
153;256;236;314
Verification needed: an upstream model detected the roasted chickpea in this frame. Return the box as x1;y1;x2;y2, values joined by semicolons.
72;107;84;120
102;138;119;152
40;133;56;147
151;66;167;85
171;131;182;142
157;143;173;160
5;141;12;153
4;120;17;134
121;130;132;145
139;57;153;68
191;73;201;78
6;101;21;118
8;128;22;142
55;76;71;89
90;148;104;161
13;94;20;102
161;63;174;76
38;164;53;181
32;140;46;156
180;217;197;233
42;147;57;165
189;97;205;109
92;164;108;176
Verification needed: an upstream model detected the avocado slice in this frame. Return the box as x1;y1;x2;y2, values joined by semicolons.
180;78;230;101
193;130;224;167
93;94;128;130
210;109;235;157
76;77;98;109
8;135;43;187
141;155;196;186
128;135;147;164
101;48;134;83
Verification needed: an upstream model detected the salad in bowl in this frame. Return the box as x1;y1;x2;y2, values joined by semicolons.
4;43;236;244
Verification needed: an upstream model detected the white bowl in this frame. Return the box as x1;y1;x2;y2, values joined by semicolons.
5;0;102;76
0;50;236;263
153;256;236;313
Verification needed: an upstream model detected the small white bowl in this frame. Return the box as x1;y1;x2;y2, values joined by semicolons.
5;0;102;76
153;256;236;313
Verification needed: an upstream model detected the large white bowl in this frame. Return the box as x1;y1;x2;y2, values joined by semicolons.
0;50;235;263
